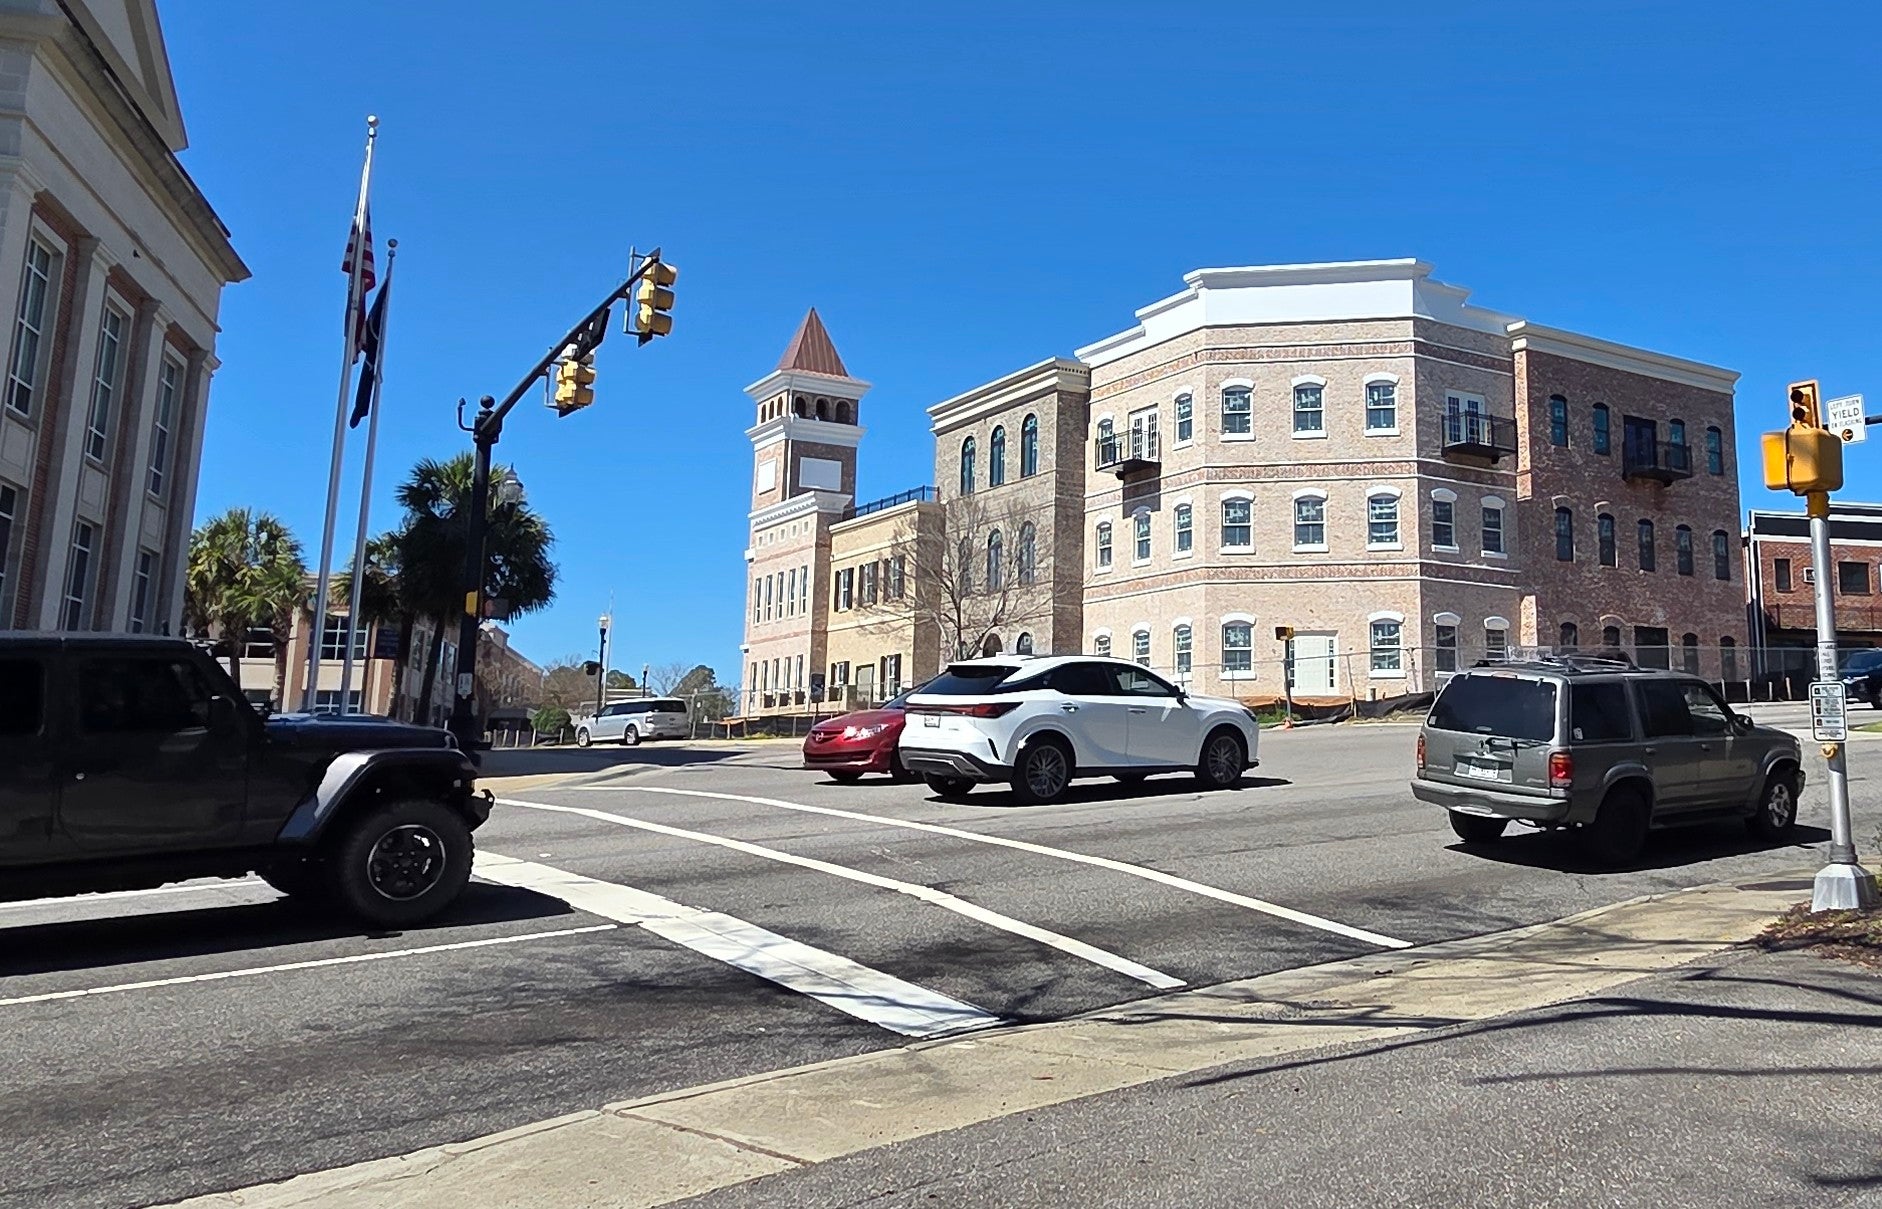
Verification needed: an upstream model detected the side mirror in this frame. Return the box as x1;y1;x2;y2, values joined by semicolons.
1730;713;1752;736
1174;687;1189;703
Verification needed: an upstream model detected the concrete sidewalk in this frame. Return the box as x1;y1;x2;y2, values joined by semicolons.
163;876;1862;1209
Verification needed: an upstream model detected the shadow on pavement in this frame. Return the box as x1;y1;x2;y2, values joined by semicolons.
1446;822;1833;875
479;743;750;780
926;774;1293;809
0;882;574;978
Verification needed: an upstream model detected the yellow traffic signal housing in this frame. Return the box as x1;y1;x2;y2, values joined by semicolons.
1789;379;1822;428
552;356;596;416
1762;426;1843;495
636;260;678;344
1274;625;1295;641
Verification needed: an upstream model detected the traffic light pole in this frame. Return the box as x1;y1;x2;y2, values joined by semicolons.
446;252;666;754
1807;493;1879;911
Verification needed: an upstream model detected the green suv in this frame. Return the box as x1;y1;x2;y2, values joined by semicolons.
1411;658;1803;864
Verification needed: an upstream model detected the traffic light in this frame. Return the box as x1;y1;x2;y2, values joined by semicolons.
1274;626;1295;641
635;259;678;345
552;354;596;416
1789;379;1822;428
1763;378;1843;496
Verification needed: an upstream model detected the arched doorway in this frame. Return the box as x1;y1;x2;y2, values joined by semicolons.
981;634;1003;657
1016;632;1034;655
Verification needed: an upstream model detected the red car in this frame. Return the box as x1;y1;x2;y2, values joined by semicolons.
803;689;918;783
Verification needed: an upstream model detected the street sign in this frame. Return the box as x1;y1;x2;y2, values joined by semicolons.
1811;680;1848;742
1826;393;1865;444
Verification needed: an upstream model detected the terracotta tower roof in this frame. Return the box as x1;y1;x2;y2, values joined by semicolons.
775;307;849;377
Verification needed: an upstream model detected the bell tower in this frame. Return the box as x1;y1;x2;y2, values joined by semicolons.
740;310;870;714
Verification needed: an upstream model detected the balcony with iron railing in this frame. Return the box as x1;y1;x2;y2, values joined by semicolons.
1095;427;1161;478
1622;439;1694;484
1440;411;1517;462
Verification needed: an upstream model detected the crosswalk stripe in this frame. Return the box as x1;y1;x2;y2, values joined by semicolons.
496;798;1183;990
584;784;1413;950
473;852;999;1038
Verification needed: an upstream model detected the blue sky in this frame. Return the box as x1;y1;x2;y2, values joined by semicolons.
168;1;1880;682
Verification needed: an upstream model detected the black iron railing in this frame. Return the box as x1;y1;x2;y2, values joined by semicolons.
852;486;935;517
1622;439;1693;482
1441;411;1517;457
1095;428;1161;472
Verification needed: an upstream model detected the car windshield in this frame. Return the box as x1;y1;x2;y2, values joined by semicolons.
1842;650;1882;674
1430;673;1558;741
917;665;1020;695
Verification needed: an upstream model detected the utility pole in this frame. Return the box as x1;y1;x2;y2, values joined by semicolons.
446;249;677;753
1762;379;1878;911
596;613;611;716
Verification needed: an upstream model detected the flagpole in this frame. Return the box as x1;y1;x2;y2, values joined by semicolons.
304;114;377;711
340;239;396;714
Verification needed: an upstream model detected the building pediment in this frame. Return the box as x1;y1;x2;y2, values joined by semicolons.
64;0;187;151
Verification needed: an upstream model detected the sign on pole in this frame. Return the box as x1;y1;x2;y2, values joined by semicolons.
1826;393;1865;444
1811;679;1849;742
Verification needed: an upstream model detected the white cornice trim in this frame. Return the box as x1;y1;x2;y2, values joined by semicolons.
927;357;1090;432
1507;321;1738;393
749;490;852;528
746;415;867;450
744;367;872;402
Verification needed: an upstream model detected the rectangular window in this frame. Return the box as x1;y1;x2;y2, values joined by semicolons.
1633;626;1671;670
1484;626;1509;662
753;578;762;624
1839;561;1870;595
1096;522;1113;568
1367;496;1399;547
148;358;182;496
313;689;365;715
1434;624;1458;673
1221;387;1252;436
1369;619;1403;673
1638;521;1656;572
785;567;796;616
1481;505;1504;555
1706;427;1725;475
129;549;155;633
1713;533;1731;583
0;482;15;612
1132;630;1150;666
1775;558;1792;592
85;305;127;462
62;522;95;631
1294;497;1325;548
1221;622;1252;673
1221;499;1251;549
861;562;877;605
6;239;54;418
1292;384;1324;434
1173;626;1192;678
318;614;369;662
1431;499;1455;549
800;563;810;613
1598;515;1616;566
1555;508;1574;561
839;567;853;610
1548;395;1568;446
1431;676;1557;741
1592;406;1611;455
1175;503;1193;553
1676;528;1695;577
832;660;850;686
1175;394;1193;443
1134;511;1151;562
764;574;773;620
1365;381;1397;431
1570;682;1634;742
889;555;905;599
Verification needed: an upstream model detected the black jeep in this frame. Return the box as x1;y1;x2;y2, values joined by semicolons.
0;635;488;927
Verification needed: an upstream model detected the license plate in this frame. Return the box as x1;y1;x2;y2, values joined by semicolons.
1458;760;1506;782
922;714;940;728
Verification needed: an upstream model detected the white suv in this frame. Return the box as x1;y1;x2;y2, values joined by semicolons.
898;656;1260;804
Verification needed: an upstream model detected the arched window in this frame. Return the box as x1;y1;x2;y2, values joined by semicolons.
1221;386;1252;436
1020;414;1039;476
1221;621;1253;673
1559;622;1580;650
1095;521;1113;568
1173;624;1193;680
958;537;973;593
835;400;852;424
1592;403;1611;455
986;530;1004;590
815;399;828;420
1222;497;1252;549
1721;636;1739;681
1638;519;1656;571
1095;416;1115;467
1602;624;1622;649
1133;510;1151;562
1174;503;1193;553
1017;522;1036;585
1368;493;1400;546
1132;629;1151;666
1598;513;1616;566
989;426;1006;487
1675;524;1694;576
1094;633;1111;657
1713;530;1731;581
1681;632;1700;675
959;437;976;495
1705;426;1725;475
1016;632;1034;655
1555;506;1574;561
1548;395;1569;446
1293;383;1324;434
794;397;808;418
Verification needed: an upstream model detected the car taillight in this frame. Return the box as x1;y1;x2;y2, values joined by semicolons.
1548;750;1573;789
1415;734;1426;771
923;701;1021;718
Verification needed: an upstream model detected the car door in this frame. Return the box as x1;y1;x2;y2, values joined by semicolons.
1679;680;1754;805
1111;664;1204;767
1045;662;1133;769
0;650;61;865
58;651;251;853
590;704;622;741
1629;678;1704;812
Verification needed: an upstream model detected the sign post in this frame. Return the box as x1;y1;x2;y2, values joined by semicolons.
1805;493;1878;910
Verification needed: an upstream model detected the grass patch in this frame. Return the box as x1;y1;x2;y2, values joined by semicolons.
1756;903;1882;971
1856;721;1882;734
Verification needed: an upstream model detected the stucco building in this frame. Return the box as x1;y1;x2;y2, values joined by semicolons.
0;0;245;635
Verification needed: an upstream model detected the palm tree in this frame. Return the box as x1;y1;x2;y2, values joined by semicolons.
392;454;556;721
184;508;308;695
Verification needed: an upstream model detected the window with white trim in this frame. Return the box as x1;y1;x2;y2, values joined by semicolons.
1221;621;1252;673
1096;521;1112;568
313;689;364;715
1174;503;1193;553
1432;498;1455;549
1132;629;1150;666
1094;633;1111;657
1369;618;1403;673
1133;511;1151;562
129;549;155;634
85;304;127;462
6;238;55;418
1485;623;1509;661
318;614;369;662
1221;497;1251;550
62;522;94;631
1367;494;1400;546
1174;393;1193;443
1293;383;1324;434
785;567;796;616
803;563;813;611
1294;495;1326;548
1434;622;1458;673
1365;380;1397;431
1221;386;1252;436
1481;502;1505;555
1173;624;1192;679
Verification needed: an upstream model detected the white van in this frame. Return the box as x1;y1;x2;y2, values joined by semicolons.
576;698;690;746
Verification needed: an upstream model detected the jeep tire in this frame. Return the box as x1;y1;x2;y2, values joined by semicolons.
327;798;473;928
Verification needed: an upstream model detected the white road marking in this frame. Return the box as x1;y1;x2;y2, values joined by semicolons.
474;852;999;1037
579;785;1413;951
0;923;617;1008
495;799;1182;990
0;878;265;913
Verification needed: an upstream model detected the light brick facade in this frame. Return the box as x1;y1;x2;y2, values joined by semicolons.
824;496;943;708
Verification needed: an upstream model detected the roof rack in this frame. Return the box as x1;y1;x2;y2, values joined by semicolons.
1472;650;1639;674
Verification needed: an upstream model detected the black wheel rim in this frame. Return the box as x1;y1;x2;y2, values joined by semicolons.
1026;747;1068;798
366;824;448;902
1206;736;1240;783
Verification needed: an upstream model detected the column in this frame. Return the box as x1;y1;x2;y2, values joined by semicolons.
157;346;212;636
32;236;108;629
105;296;168;627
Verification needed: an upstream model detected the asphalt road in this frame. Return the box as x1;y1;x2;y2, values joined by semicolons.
0;719;1867;1209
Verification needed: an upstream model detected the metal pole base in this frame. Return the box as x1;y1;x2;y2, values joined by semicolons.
1811;862;1880;913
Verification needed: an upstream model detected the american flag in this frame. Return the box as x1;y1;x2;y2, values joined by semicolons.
341;201;375;357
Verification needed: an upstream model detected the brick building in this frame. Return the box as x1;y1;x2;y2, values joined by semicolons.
1747;503;1882;650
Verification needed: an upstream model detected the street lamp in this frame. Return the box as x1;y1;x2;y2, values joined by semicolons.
496;472;524;507
596;613;611;716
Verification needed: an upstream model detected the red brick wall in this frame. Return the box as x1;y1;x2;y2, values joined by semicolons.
1753;534;1882;639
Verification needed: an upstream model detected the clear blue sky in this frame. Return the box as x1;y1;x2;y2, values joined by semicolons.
169;1;1880;682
